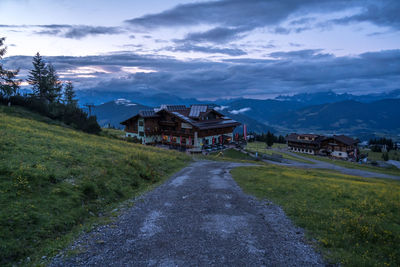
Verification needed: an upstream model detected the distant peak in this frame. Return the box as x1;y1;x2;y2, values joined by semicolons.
114;98;136;106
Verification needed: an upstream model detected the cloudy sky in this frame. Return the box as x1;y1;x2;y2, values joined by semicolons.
1;0;399;99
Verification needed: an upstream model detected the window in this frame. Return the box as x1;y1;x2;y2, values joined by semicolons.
138;121;144;126
139;132;144;137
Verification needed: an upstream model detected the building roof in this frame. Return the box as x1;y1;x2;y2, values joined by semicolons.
120;109;159;125
286;133;358;146
139;110;158;118
193;119;240;130
171;111;196;124
286;133;324;145
159;105;187;111
331;135;359;145
189;105;208;118
121;104;240;130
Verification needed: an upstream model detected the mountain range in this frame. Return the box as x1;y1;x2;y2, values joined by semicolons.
84;89;400;140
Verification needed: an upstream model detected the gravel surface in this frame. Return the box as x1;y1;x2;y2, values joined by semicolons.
51;161;325;267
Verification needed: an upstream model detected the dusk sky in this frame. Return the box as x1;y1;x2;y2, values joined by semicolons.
1;0;399;99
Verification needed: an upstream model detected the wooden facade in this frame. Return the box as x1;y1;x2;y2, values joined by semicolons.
286;133;359;159
121;105;240;150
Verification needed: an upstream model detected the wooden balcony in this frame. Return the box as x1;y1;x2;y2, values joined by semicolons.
159;121;177;126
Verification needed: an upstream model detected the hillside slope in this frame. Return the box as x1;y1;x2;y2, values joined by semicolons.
0;105;189;265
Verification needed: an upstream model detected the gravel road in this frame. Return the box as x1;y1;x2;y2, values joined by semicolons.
51;161;324;266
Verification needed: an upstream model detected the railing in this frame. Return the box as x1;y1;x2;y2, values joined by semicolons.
159;121;177;126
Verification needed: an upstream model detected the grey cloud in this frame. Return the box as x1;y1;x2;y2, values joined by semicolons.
177;26;250;44
268;49;327;59
126;0;398;44
35;29;62;36
289;17;316;25
1;24;124;39
4;49;400;99
329;0;400;30
43;25;124;39
273;27;291;35
165;43;247;56
125;0;367;43
289;42;303;47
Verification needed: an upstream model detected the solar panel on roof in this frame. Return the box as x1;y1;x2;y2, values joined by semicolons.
171;111;195;124
166;105;186;111
189;105;207;118
139;110;157;117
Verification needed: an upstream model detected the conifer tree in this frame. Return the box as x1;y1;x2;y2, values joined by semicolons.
27;52;48;100
63;81;77;106
0;37;20;97
45;63;63;103
266;131;274;147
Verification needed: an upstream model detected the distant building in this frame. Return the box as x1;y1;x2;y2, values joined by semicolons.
121;105;240;150
286;133;359;159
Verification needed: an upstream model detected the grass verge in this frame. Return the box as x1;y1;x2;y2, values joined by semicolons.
246;142;314;164
0;105;190;266
193;148;261;164
231;165;400;266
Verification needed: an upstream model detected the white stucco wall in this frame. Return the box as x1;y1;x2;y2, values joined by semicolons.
289;146;315;154
331;150;348;158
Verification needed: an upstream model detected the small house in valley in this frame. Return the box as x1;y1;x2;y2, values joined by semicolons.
286;133;359;159
121;104;240;151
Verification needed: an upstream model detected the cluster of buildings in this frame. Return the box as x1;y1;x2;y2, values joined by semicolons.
121;104;240;151
120;104;359;159
286;133;359;159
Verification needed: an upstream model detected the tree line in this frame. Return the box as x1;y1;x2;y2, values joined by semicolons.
247;131;286;147
0;37;100;134
369;137;397;152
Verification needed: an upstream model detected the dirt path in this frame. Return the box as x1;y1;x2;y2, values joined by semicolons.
257;150;400;180
51;161;324;266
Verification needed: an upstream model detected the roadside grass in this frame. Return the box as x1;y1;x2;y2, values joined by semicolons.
193;148;262;163
193;148;261;164
231;165;400;266
271;143;287;149
296;152;400;177
246;142;314;164
0;105;190;266
99;128;125;140
210;148;255;161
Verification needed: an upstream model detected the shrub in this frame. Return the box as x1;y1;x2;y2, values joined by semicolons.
81;182;98;200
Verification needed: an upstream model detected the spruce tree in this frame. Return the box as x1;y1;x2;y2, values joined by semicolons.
0;37;20;97
266;131;274;147
63;81;77;106
45;63;62;103
27;52;48;100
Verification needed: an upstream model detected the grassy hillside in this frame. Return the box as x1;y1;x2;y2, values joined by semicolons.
232;165;400;266
0;105;190;265
245;142;314;164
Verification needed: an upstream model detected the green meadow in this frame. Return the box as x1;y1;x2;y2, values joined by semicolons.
232;165;400;266
0;105;190;266
245;142;314;164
